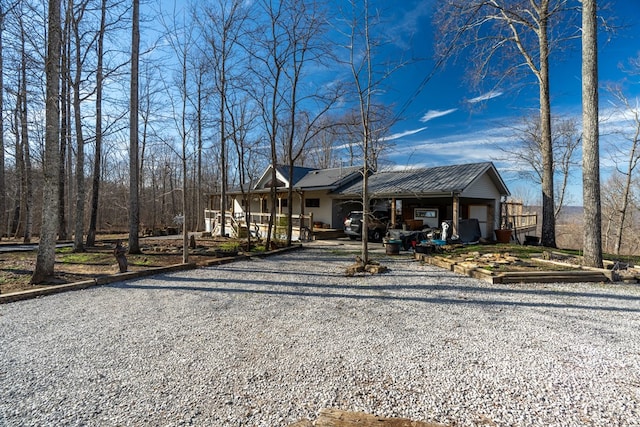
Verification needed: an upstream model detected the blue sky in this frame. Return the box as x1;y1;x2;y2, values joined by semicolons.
354;0;640;205
155;0;640;205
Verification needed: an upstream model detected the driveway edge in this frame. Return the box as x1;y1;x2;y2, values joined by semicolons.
0;244;302;304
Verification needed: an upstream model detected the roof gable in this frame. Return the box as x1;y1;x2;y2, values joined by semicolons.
254;165;317;190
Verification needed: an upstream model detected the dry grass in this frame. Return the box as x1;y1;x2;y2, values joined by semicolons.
0;235;257;295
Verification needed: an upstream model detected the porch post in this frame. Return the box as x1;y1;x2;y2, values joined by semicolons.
299;191;305;235
452;193;460;238
391;198;396;228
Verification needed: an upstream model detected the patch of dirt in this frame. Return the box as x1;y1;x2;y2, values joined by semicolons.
0;235;259;295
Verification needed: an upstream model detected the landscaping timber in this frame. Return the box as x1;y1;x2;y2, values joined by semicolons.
416;253;612;284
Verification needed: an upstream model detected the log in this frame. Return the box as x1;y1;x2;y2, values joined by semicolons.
310;408;448;427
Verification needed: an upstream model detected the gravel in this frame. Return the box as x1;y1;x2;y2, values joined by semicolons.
1;241;640;426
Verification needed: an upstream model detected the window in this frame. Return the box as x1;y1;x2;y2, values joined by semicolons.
305;198;320;208
414;208;438;219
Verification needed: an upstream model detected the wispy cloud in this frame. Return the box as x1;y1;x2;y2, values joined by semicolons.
467;90;504;104
384;126;428;141
420;108;458;122
385;1;433;50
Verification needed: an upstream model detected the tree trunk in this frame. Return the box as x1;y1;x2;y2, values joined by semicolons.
581;0;603;267
128;0;141;254
196;69;203;232
19;25;32;244
538;4;556;248
11;98;24;239
58;1;71;241
72;5;86;252
220;89;227;238
0;8;6;239
32;0;62;284
87;0;107;247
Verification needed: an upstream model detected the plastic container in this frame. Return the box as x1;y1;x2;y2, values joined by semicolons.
384;239;402;255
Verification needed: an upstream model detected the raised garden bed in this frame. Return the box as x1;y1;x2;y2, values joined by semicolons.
414;249;631;284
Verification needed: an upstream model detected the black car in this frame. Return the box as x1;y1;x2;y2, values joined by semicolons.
343;210;389;242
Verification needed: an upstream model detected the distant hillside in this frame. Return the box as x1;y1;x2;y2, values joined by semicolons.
524;205;583;221
522;205;583;249
558;205;584;218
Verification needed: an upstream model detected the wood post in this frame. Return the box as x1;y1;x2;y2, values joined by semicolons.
391;197;397;228
452;193;460;237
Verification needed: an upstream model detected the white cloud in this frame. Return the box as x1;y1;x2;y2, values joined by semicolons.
420;108;458;122
467;90;504;104
383;126;428;141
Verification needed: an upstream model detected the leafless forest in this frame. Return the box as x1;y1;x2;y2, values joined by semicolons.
1;0;386;244
1;0;638;263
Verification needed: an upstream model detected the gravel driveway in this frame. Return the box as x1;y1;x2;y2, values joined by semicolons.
1;242;639;426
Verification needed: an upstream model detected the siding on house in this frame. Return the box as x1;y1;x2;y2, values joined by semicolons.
462;172;502;199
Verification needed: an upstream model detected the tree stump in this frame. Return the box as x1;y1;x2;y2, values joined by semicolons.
113;240;128;273
345;256;388;276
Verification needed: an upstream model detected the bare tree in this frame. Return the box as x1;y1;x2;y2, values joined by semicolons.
229;98;261;251
342;0;400;264
158;3;201;263
17;5;32;243
349;0;373;263
128;0;140;254
581;0;603;267
604;84;640;255
32;0;62;284
200;0;250;239
70;0;94;253
57;0;68;241
0;4;8;239
248;0;289;249
86;0;107;246
435;0;580;248
191;56;207;232
498;116;580;218
304;117;341;169
279;0;341;246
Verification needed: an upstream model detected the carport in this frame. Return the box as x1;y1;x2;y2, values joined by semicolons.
331;162;511;241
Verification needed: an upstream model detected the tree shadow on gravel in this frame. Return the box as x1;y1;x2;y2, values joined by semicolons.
108;276;640;314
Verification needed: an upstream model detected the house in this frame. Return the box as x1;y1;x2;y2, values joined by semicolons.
205;165;362;237
205;161;511;241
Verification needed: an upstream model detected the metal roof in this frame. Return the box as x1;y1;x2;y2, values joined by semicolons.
294;166;362;190
333;162;510;198
275;165;318;186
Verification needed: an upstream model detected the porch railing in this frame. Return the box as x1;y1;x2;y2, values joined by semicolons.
204;210;313;241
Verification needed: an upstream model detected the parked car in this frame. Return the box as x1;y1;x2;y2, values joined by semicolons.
343;210;389;242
